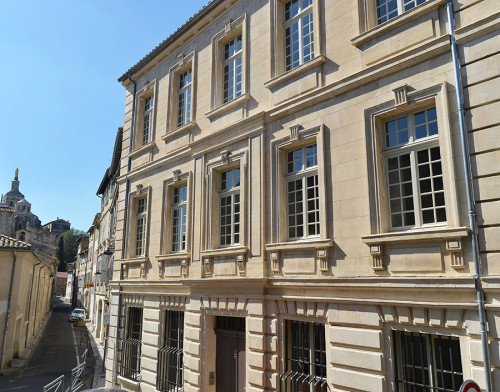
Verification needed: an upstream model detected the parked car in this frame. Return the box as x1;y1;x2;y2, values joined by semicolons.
69;308;86;322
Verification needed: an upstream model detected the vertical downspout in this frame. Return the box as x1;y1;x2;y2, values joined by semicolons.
446;1;492;390
25;260;42;348
113;73;135;387
1;251;17;369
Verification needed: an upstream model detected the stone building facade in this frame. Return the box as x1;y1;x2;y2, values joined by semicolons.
105;0;500;391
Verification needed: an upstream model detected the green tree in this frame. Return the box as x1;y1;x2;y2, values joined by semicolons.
57;236;66;271
57;228;86;271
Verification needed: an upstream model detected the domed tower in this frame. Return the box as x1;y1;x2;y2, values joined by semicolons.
1;168;24;207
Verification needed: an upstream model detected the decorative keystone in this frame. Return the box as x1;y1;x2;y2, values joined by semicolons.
220;149;230;164
173;169;181;182
225;19;232;33
289;124;300;141
181;259;189;277
393;85;409;106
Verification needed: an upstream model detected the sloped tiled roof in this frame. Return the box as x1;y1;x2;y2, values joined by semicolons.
0;234;32;249
118;0;221;82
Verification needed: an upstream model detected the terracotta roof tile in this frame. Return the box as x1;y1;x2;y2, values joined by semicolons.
0;234;32;249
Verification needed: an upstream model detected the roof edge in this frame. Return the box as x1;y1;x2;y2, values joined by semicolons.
118;0;224;83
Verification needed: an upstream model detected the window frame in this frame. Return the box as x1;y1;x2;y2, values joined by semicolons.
132;80;156;151
119;306;143;382
166;52;197;136
271;125;328;245
364;84;460;235
126;186;151;259
208;14;249;115
280;319;328;392
382;107;446;230
375;0;426;25
205;153;247;251
222;34;243;104
392;330;464;391
219;167;241;247
161;172;192;257
269;0;322;79
171;184;188;253
285;144;320;240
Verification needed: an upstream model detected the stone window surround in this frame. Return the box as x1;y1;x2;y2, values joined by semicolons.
268;124;330;245
125;185;152;261
206;14;249;119
267;0;323;85
203;150;248;252
164;52;197;140
352;0;444;47
131;80;157;153
156;170;193;278
362;83;465;270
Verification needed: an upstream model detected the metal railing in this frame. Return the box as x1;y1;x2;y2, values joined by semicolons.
71;362;86;392
119;338;141;382
42;375;64;392
156;346;183;392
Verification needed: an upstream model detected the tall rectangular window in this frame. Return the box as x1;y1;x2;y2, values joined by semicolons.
142;95;153;145
286;144;319;239
393;331;463;391
177;69;192;127
281;320;327;392
384;107;445;229
135;198;147;256
157;310;184;392
376;0;426;24
220;168;240;246
284;0;314;71
171;185;187;252
120;307;143;381
223;35;242;104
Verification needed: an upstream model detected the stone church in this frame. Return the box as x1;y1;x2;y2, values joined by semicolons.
0;169;70;257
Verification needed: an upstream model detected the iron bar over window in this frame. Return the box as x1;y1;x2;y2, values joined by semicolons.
157;310;184;392
280;320;327;392
119;307;143;381
393;331;463;391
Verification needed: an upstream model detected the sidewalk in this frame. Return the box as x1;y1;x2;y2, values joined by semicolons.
85;320;106;388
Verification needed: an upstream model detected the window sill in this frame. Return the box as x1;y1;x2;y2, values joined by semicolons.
161;121;196;142
351;0;445;47
120;256;149;265
200;246;248;258
361;226;469;245
264;55;326;90
129;141;156;159
266;238;333;252
117;375;140;390
206;93;250;120
156;252;191;262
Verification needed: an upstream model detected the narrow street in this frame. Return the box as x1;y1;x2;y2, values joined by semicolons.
0;297;95;391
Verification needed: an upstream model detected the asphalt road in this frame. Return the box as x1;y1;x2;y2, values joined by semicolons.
0;297;94;392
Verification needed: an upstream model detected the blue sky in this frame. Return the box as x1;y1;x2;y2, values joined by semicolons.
0;0;209;231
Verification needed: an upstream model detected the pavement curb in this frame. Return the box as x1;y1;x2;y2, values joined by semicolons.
0;308;53;376
86;323;105;388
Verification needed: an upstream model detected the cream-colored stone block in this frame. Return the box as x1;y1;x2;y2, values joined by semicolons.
185;312;201;327
142;320;159;334
412;308;427;325
474;175;500;201
396;307;411;324
227;298;237;310
331;346;384;372
466;101;500;130
471;151;500;178
140;356;157;372
389;246;443;272
184;341;201;357
265;370;279;389
476;201;500;226
236;298;247;311
463;310;481;335
140;370;157;389
266;354;278;371
248;317;265;334
184;354;201;372
331;367;385;391
247;299;264;316
328;304;382;327
185;326;201;342
428;308;444;327
296;301;305;315
266;318;278;336
471;366;487;390
266;335;278;352
248;368;265;387
248;351;265;369
282;252;316;274
184;369;201;386
249;334;265;351
316;302;326;318
330;326;382;349
381;306;396;323
462;54;500;86
142;332;159;346
479;227;500;252
445;309;463;328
